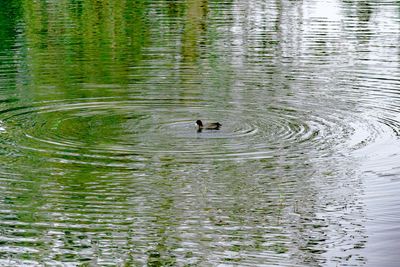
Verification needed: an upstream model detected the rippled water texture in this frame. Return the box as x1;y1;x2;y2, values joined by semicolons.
1;0;400;266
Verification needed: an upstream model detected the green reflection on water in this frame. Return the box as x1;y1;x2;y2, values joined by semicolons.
22;0;151;89
0;0;372;266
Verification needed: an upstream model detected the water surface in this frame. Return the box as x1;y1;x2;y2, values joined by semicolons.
0;0;400;266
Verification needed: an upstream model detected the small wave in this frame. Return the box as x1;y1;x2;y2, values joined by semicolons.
0;97;379;165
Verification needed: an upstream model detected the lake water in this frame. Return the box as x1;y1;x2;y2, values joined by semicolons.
0;0;400;266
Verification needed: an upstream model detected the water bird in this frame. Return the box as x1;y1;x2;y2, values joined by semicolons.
196;120;222;131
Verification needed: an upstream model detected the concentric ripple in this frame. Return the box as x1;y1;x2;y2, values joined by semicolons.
0;96;384;165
